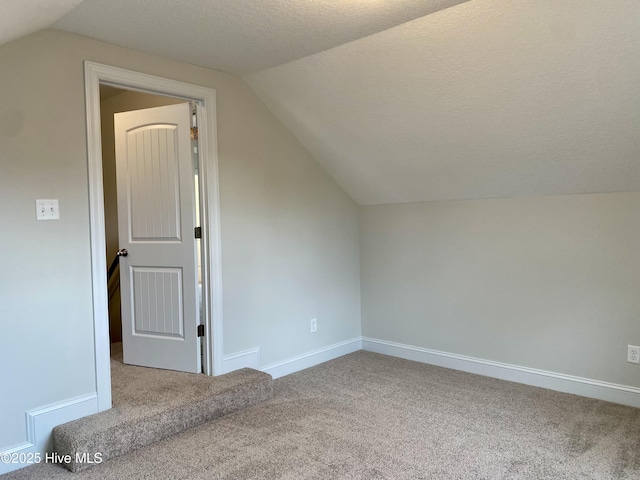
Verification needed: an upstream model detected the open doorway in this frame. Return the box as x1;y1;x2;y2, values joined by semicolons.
100;87;205;372
100;86;185;343
85;62;224;412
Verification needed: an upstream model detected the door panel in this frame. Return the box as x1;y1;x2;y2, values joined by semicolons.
114;103;200;373
127;126;181;241
132;267;184;338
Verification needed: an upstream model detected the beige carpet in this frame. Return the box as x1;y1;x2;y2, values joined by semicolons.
4;351;640;479
52;343;272;471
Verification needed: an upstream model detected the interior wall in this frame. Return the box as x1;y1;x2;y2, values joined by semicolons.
360;192;640;387
100;89;185;342
0;29;361;451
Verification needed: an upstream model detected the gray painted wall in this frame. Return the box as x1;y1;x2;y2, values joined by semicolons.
360;192;640;387
0;29;361;449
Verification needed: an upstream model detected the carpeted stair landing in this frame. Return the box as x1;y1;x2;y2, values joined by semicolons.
52;345;272;472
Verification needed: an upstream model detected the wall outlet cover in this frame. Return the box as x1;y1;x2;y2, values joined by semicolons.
627;345;640;364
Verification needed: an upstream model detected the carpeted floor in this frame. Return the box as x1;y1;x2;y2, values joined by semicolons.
108;342;270;423
52;343;272;471
4;351;640;479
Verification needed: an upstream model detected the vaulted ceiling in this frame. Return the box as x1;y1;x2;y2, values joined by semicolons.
246;0;640;204
1;0;82;45
52;0;469;75
8;1;640;204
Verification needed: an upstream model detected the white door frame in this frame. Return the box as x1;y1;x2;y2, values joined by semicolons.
84;61;224;412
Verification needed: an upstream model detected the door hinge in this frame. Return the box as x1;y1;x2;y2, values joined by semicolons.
194;226;201;239
190;126;198;140
197;324;205;337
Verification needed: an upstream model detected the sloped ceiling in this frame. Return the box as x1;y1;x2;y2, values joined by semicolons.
0;0;83;45
12;0;639;205
246;0;640;204
52;0;468;75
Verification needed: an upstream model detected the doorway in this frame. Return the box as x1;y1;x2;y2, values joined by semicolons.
85;62;224;412
101;89;203;372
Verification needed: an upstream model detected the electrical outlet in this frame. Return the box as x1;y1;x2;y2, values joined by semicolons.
310;318;317;333
628;345;640;364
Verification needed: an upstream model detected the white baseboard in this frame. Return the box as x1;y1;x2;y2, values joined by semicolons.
0;394;98;475
362;337;640;408
223;347;261;374
261;338;362;379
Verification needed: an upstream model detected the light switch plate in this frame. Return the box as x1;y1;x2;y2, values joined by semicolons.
36;199;60;220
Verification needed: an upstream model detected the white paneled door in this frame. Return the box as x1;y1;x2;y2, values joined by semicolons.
114;103;201;373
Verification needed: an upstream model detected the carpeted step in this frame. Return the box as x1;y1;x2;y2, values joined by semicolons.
53;368;273;472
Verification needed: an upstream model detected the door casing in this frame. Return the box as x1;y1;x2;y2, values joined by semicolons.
84;61;224;412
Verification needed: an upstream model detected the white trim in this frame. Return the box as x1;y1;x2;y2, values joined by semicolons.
193;100;224;376
84;61;224;413
223;347;261;373
84;62;111;411
261;338;362;379
0;394;98;475
362;337;640;408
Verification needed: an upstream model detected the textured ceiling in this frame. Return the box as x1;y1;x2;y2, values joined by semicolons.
247;0;640;204
52;0;468;75
0;0;82;45
9;0;639;205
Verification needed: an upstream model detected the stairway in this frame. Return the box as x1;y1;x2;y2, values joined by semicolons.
53;346;272;472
